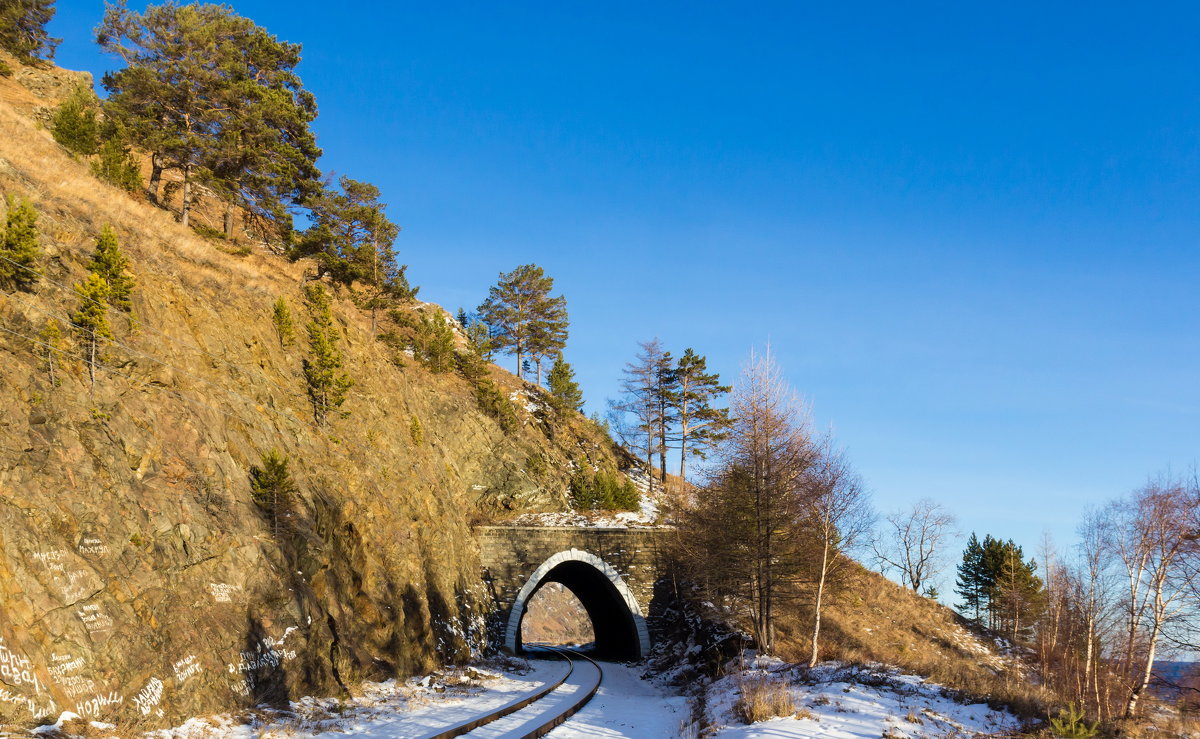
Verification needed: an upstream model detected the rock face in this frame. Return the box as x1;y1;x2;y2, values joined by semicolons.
0;62;626;731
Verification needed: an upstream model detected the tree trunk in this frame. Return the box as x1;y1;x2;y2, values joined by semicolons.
678;394;690;481
516;345;523;379
87;334;96;389
223;204;234;239
148;152;163;204
181;162;192;227
1083;615;1095;711
809;538;829;667
658;415;667;485
1125;620;1161;718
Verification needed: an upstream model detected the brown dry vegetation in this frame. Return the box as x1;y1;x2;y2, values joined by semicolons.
731;674;796;723
771;561;1057;718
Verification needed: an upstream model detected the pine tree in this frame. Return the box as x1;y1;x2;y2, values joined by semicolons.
412;311;455;373
652;348;677;484
671;348;731;481
89;225;134;312
249;449;298;539
70;273;112;388
547;353;584;412
528;292;568;385
0;196;41;291
98;2;321;232
271;296;294;347
295;177;415;330
613;339;672;492
478;264;567;383
956;532;986;623
301;285;352;426
0;0;59;62
50;85;99;156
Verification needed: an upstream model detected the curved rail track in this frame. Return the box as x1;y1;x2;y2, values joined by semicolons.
419;648;603;739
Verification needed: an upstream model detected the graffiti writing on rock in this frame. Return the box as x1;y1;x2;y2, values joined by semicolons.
75;691;122;718
173;655;201;685
77;537;109;557
208;583;243;603
77;604;114;633
132;676;163;716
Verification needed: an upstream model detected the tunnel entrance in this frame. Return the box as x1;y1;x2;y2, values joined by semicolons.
504;549;650;660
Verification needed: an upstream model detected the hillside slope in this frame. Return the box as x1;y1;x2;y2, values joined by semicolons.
0;59;624;731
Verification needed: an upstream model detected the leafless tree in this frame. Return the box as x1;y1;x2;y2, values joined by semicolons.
803;436;872;667
1107;476;1200;718
871;498;956;595
1076;507;1118;718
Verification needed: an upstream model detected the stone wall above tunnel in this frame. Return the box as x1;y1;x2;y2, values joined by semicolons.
475;526;672;658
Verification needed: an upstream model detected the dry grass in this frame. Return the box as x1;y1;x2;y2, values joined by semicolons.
772;561;1055;720
732;674;796;724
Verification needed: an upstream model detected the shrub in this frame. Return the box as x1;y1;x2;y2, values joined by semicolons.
570;470;639;511
0;59;12;77
271;296;294;347
1049;703;1098;739
50;86;99;156
455;349;519;433
409;415;423;445
732;675;794;724
0;196;41;291
91;134;142;193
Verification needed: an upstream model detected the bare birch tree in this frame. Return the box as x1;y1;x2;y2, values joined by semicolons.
803;437;871;667
1114;478;1200;718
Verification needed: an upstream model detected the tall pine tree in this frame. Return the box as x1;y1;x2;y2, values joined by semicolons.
294;177;415;332
956;532;986;623
478;264;567;383
98;2;321;232
0;0;59;62
671;348;731;481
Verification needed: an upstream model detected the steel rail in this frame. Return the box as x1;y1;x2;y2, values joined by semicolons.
420;648;574;739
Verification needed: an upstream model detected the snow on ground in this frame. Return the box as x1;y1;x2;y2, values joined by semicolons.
706;658;1021;739
145;659;567;738
547;661;689;738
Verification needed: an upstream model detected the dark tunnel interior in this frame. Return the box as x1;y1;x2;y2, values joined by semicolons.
514;559;641;660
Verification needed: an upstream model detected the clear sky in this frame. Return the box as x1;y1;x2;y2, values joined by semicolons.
49;2;1200;592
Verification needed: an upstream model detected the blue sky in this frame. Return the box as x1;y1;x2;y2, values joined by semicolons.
50;2;1200;591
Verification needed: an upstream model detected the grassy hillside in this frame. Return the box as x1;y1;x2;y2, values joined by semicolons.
0;55;625;732
773;561;1054;718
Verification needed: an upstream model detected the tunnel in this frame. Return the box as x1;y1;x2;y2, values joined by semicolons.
504;549;650;660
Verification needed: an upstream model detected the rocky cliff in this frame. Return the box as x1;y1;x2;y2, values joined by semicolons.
0;56;625;732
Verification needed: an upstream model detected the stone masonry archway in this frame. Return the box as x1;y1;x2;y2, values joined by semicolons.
476;526;670;661
504;549;650;659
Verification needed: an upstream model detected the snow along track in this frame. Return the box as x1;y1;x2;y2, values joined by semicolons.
416;649;603;739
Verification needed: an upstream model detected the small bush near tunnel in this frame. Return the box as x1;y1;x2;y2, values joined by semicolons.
733;674;795;723
570;470;639;511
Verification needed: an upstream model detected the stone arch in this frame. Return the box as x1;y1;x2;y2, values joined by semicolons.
504;548;651;659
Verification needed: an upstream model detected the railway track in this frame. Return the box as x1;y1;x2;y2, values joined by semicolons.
418;648;603;739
